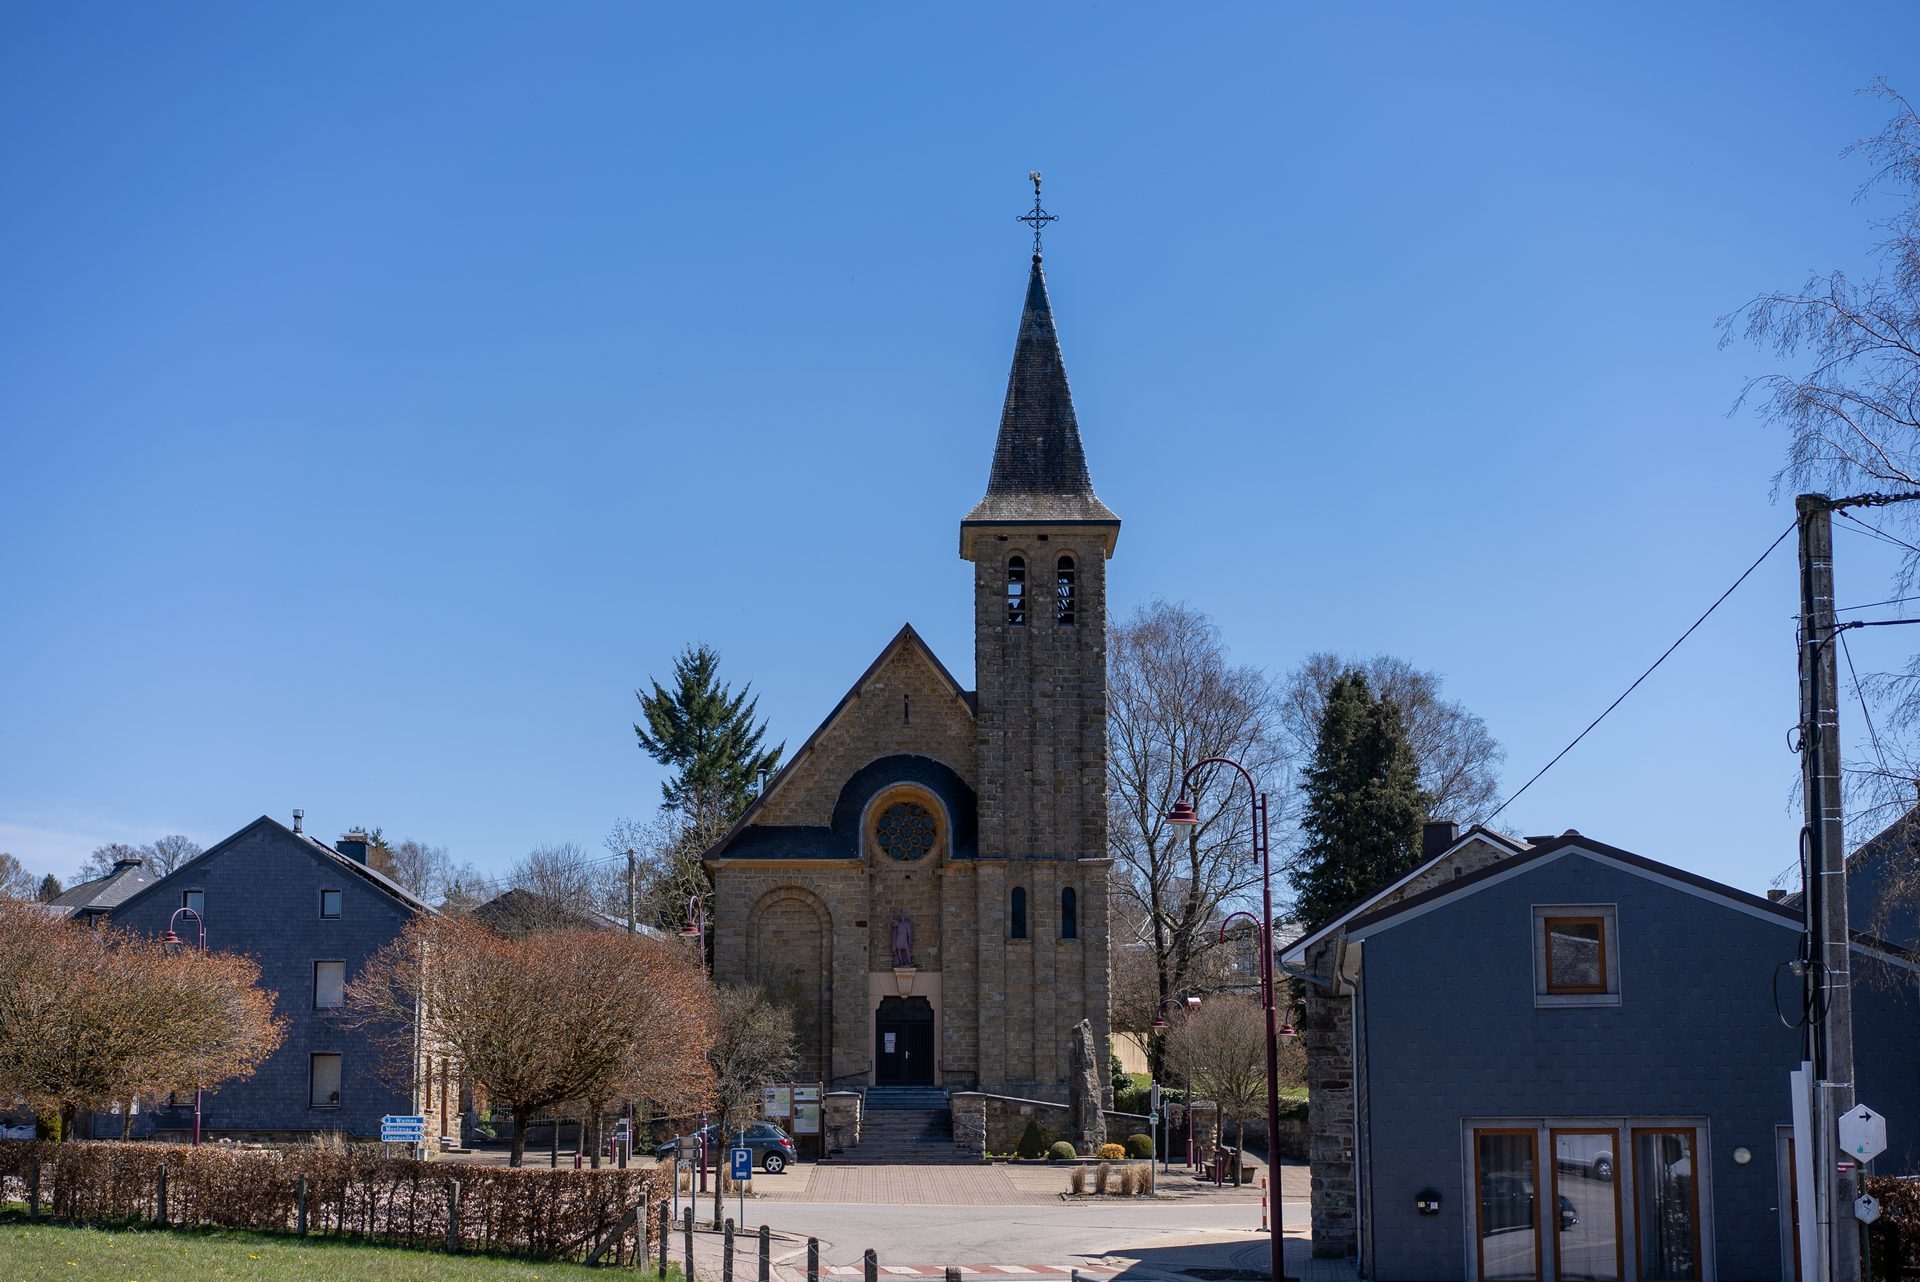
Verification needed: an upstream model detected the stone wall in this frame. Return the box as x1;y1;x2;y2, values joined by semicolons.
823;1091;860;1156
949;1092;1151;1158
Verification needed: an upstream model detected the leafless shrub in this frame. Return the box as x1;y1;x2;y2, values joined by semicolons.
1069;1165;1087;1195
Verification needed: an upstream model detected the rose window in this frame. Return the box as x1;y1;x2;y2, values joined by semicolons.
876;801;936;861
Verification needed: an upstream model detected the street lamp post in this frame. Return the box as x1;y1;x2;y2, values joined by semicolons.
161;907;207;1146
1167;756;1288;1282
681;894;706;968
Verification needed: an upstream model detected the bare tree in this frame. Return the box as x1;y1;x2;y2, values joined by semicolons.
342;915;713;1167
1278;653;1504;828
73;842;143;882
144;835;203;876
0;853;35;901
605;812;727;935
508;842;619;926
705;985;796;1225
1107;600;1284;1076
1165;995;1304;1171
0;901;285;1137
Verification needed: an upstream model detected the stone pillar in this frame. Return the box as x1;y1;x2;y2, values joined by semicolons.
950;1092;986;1160
1305;938;1356;1258
1067;1020;1107;1154
824;1092;861;1157
1189;1100;1220;1160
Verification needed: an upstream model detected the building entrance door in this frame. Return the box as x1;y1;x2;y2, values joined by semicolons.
874;995;934;1084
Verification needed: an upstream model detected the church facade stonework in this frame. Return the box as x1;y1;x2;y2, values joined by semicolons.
706;255;1116;1100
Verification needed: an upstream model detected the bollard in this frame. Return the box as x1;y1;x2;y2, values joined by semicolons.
28;1160;40;1222
807;1237;821;1282
155;1165;168;1227
724;1218;736;1282
660;1202;671;1276
864;1247;878;1282
684;1207;696;1282
296;1175;308;1236
760;1223;772;1282
447;1180;462;1253
947;1269;963;1282
1259;1176;1267;1232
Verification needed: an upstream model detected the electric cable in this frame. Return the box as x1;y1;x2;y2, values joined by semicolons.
1485;523;1795;825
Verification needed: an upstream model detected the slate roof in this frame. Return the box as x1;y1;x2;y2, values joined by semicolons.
962;257;1119;526
48;859;157;915
110;816;436;919
469;888;669;939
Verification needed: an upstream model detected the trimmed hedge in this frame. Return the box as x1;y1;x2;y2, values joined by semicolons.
1047;1142;1077;1161
1124;1133;1154;1159
1015;1121;1049;1160
0;1141;660;1266
1865;1175;1920;1274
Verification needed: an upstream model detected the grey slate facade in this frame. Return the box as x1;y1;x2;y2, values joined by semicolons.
108;815;430;1140
1335;833;1920;1282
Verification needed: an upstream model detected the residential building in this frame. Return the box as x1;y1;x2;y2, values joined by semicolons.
45;855;156;925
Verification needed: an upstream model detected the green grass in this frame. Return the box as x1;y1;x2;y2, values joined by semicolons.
0;1221;681;1282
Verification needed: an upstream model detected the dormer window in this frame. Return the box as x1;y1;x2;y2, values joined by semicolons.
1007;557;1026;626
1056;556;1076;625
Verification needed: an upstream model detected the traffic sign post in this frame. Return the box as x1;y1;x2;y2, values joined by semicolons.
1857;1193;1883;1224
730;1147;752;1182
382;1115;426;1145
1839;1104;1887;1163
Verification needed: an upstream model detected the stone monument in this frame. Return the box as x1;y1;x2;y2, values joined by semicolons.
1067;1019;1107;1154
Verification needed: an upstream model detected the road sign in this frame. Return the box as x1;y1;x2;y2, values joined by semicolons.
1150;1083;1161;1114
1857;1193;1883;1224
1150;1112;1160;1128
730;1147;752;1181
381;1114;426;1143
1839;1104;1888;1162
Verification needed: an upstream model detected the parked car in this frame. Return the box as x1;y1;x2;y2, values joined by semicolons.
1554;1132;1615;1181
0;1121;35;1140
1480;1175;1578;1232
656;1122;796;1173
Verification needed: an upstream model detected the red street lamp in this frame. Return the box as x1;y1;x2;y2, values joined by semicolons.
161;906;207;1146
1168;758;1291;1282
681;895;706;970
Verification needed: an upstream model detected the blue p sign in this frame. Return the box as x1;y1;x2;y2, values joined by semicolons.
731;1147;752;1181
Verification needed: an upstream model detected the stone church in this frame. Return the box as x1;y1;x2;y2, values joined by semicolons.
706;249;1116;1100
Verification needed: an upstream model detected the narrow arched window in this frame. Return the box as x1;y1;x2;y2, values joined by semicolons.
1056;556;1076;625
1061;887;1078;940
1010;886;1028;939
1007;557;1026;626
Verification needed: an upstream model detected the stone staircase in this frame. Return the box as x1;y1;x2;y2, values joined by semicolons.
843;1086;958;1164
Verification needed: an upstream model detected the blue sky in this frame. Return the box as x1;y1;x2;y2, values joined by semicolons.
2;3;1916;895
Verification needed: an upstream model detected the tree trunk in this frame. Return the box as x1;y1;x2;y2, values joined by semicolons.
509;1105;532;1168
589;1104;602;1170
60;1103;77;1142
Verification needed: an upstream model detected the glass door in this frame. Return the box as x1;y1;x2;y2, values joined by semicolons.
1475;1128;1541;1282
1550;1128;1621;1281
1632;1128;1702;1281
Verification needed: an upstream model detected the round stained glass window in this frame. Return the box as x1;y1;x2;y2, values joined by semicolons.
876;801;936;861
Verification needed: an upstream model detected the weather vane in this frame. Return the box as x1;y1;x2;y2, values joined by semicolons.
1016;170;1056;260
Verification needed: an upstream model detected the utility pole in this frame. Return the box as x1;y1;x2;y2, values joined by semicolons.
626;848;638;935
1797;493;1859;1282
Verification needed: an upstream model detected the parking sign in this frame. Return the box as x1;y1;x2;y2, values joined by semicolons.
731;1147;752;1181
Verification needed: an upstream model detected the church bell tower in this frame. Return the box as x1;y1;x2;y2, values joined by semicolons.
956;180;1118;1092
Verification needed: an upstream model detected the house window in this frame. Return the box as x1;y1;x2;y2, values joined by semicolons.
310;1053;342;1108
181;889;205;917
1533;905;1620;1005
1474;1127;1540;1281
1061;887;1078;940
320;888;342;919
1007;557;1026;626
314;961;345;1010
1055;556;1076;625
1633;1129;1702;1280
1010;886;1028;939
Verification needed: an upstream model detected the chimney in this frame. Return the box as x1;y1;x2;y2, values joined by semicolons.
111;856;144;873
1421;820;1460;861
292;809;305;834
1768;888;1789;903
336;830;370;864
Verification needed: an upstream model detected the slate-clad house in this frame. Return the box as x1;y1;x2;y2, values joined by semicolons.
46;854;156;925
109;814;450;1145
1284;830;1920;1282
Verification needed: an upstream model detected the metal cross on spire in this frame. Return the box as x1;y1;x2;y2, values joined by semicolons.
1016;170;1057;260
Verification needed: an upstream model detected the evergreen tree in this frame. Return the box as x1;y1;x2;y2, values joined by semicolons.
38;874;62;903
634;644;783;832
1292;671;1430;933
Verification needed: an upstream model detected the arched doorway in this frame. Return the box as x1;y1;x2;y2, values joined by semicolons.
874;995;934;1084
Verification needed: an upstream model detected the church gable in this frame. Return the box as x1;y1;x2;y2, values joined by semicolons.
705;626;976;863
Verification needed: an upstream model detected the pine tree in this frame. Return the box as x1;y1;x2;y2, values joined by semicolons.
634;644;783;832
38;873;62;903
1292;671;1430;933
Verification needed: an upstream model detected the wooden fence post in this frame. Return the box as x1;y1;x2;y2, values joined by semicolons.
446;1180;461;1253
659;1202;670;1275
807;1237;820;1282
683;1206;696;1282
864;1247;877;1282
155;1166;168;1227
724;1218;735;1282
759;1223;771;1282
295;1175;308;1236
27;1159;40;1222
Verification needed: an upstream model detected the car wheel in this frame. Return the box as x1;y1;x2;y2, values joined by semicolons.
763;1152;787;1174
1592;1157;1613;1181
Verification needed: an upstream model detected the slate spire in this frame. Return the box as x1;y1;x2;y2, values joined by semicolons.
962;257;1120;525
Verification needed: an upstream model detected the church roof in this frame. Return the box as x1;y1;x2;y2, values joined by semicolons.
962;258;1119;527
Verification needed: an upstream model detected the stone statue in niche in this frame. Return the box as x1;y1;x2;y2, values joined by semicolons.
890;913;913;968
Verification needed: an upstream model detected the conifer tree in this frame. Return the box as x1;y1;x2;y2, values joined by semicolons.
634;644;783;833
1291;670;1430;933
38;874;62;904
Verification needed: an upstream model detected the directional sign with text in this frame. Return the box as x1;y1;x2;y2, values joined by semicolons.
1839;1104;1888;1163
382;1115;426;1143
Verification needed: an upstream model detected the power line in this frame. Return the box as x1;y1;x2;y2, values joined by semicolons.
1485;522;1796;825
1837;509;1920;557
1838;629;1892;781
1834;593;1920;614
